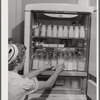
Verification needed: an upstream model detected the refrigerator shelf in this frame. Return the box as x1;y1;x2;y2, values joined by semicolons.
33;46;86;49
30;70;87;77
28;90;87;100
32;36;86;40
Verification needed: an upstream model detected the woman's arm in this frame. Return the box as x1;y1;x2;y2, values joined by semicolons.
23;62;52;79
37;63;64;91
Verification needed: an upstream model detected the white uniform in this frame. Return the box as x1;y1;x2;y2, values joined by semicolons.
8;71;39;100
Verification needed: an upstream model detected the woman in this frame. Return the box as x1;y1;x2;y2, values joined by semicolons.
8;43;64;100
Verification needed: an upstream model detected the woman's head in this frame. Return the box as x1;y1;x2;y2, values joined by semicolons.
8;43;26;71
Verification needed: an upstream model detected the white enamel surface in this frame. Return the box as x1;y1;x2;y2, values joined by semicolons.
25;3;94;13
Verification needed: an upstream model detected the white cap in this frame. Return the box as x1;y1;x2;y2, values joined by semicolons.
8;44;18;64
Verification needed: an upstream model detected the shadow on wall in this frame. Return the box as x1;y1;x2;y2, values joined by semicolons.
12;21;24;44
12;21;25;75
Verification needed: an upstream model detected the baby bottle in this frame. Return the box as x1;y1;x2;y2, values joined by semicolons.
73;52;78;70
58;25;63;38
58;51;64;65
69;26;74;37
47;25;52;37
41;25;46;37
74;26;79;38
44;52;49;66
32;21;40;37
80;26;85;38
32;52;39;69
77;51;86;71
64;51;68;70
51;52;57;70
68;52;73;70
34;27;40;36
38;51;44;69
63;26;68;37
52;25;58;37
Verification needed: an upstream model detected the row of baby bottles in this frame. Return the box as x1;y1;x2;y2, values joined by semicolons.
32;49;86;71
57;50;86;71
32;50;50;69
33;24;86;38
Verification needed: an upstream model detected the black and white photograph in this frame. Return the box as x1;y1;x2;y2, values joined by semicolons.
1;0;99;100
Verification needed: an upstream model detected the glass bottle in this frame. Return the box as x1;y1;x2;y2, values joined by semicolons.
63;26;68;37
68;52;73;70
58;51;64;65
47;25;52;37
52;25;58;37
33;21;41;37
38;51;44;69
41;25;46;37
78;51;86;71
74;26;79;38
32;52;39;69
58;25;63;38
51;52;57;70
69;26;74;37
34;27;40;36
80;26;85;38
73;52;78;70
44;52;49;66
63;51;68;70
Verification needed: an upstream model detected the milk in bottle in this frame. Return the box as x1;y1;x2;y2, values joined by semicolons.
78;56;86;71
68;52;73;70
32;52;39;69
41;25;46;37
32;58;39;69
58;51;64;65
74;26;79;38
64;56;68;70
44;53;49;66
73;52;78;70
58;25;63;38
47;25;52;37
52;25;57;37
38;52;44;69
51;52;57;70
63;26;68;37
77;51;85;71
69;26;74;37
34;27;40;36
80;26;85;38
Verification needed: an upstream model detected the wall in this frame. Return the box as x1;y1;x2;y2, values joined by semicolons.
8;0;16;38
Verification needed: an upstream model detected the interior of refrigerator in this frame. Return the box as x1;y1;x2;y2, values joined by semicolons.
24;4;94;100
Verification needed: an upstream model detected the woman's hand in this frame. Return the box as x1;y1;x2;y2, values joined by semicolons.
44;61;53;70
39;61;53;73
55;63;65;74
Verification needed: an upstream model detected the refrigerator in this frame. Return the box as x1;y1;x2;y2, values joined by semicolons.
24;3;96;100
